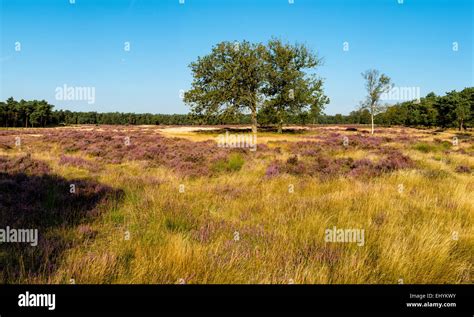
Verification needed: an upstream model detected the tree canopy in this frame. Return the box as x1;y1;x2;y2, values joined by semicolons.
184;41;267;133
261;39;329;132
184;39;329;133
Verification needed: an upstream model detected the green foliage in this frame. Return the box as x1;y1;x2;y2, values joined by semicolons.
413;141;451;153
0;98;200;126
261;39;329;132
184;41;267;133
164;217;195;233
227;153;245;171
0;98;53;127
376;88;473;129
1;88;471;129
413;143;437;153
212;153;245;173
347;109;371;124
184;39;328;133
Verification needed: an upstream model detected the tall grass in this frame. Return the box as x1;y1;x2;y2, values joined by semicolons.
0;125;472;284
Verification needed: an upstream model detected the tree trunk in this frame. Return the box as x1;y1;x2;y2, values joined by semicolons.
251;107;257;134
370;113;374;134
278;111;283;134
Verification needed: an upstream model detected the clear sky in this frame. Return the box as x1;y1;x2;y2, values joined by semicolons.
1;0;472;115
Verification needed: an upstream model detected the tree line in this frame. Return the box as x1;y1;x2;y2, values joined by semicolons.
1;87;472;129
0;97;195;127
0;98;54;128
378;88;474;130
320;88;473;130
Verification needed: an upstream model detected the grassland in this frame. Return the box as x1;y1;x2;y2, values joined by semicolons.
0;125;472;284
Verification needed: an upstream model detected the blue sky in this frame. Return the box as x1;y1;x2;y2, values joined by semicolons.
1;0;472;115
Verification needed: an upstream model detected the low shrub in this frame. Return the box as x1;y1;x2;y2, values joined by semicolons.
212;153;245;173
59;155;101;172
265;161;280;178
413;141;451;153
455;165;471;173
265;150;413;179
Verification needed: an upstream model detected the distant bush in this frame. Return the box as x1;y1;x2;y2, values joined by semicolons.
212;153;245;173
413;141;451;153
227;153;245;171
421;169;450;179
58;155;101;172
265;161;280;178
265;149;413;179
375;152;413;172
455;165;471;173
413;142;437;153
0;154;50;175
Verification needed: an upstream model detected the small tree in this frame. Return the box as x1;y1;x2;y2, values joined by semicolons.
361;69;393;134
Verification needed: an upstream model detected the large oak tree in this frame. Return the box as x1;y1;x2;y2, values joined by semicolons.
262;39;329;133
184;39;328;133
184;41;266;134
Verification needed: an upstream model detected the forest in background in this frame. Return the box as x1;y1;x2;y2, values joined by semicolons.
1;87;473;129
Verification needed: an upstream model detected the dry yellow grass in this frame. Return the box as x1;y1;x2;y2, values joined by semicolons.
1;125;472;284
